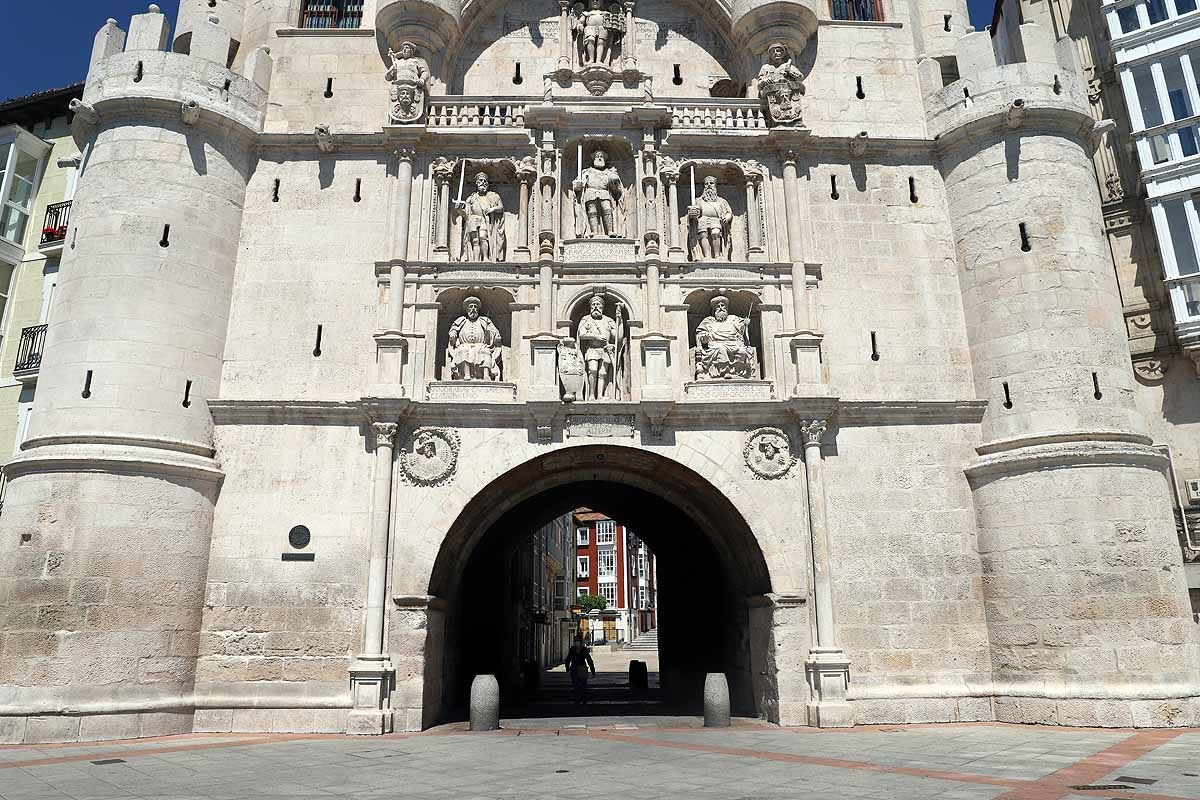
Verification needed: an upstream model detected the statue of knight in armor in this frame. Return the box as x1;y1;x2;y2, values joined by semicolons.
386;41;431;123
757;42;805;125
576;294;627;400
688;175;734;261
446;296;502;381
570;0;626;67
454;172;506;262
572;147;626;238
694;294;757;380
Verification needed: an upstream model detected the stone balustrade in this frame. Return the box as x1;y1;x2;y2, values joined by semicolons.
426;98;528;128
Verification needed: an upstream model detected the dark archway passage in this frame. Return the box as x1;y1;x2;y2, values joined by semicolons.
424;446;777;725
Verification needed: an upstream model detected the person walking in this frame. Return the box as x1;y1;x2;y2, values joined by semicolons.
565;635;595;706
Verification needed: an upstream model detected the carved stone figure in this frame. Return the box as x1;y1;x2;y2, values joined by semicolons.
446;296;502;381
688;175;734;261
570;0;625;67
455;172;506;262
386;41;431;124
573;147;626;238
744;427;795;479
400;427;460;485
695;295;756;379
558;337;586;402
576;295;626;400
757;42;805;125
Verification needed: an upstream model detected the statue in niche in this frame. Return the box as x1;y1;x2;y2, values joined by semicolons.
455;172;506;262
571;0;626;67
694;294;757;380
576;294;627;400
386;41;431;124
446;296;503;381
572;147;626;238
688;175;734;261
757;42;805;125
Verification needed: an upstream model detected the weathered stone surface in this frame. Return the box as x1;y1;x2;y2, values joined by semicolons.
470;674;500;731
703;672;731;728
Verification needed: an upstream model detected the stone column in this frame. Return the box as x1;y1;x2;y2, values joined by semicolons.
557;0;572;72
349;421;399;734
621;1;638;71
434;166;453;256
518;174;531;251
388;264;406;332
799;419;853;728
782;152;804;264
393;148;415;264
663;171;682;258
746;174;763;254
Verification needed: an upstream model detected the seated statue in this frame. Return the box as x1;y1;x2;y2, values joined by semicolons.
446;296;502;381
694;294;757;380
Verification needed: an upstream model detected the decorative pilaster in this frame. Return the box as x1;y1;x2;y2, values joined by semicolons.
662;168;683;259
556;0;572;74
799;419;853;728
746;172;764;256
516;161;536;261
782;151;804;264
621;1;638;73
433;159;454;257
349;420;399;735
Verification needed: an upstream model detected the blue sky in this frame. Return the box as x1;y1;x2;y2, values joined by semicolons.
0;0;995;102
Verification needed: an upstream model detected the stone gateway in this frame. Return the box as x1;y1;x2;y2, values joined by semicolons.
0;0;1199;746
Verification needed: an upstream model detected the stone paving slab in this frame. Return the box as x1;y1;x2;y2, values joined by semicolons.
0;722;1197;800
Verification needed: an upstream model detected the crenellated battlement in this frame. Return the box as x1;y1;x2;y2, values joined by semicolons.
920;22;1092;143
76;4;271;138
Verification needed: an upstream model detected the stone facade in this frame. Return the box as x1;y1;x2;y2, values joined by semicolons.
1;0;1199;743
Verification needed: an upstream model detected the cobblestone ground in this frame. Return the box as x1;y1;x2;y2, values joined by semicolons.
1;721;1199;800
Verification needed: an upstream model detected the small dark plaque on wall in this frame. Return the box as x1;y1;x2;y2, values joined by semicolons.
288;525;312;549
281;552;316;562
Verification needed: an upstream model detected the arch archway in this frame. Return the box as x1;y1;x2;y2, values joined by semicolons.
423;444;778;724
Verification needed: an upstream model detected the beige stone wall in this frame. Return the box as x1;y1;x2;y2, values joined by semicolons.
824;423;992;724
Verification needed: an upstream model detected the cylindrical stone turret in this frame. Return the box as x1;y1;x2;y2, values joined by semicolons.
936;24;1200;726
0;9;269;743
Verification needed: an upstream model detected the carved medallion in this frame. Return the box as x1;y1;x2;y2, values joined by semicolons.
400;427;460;485
743;427;795;479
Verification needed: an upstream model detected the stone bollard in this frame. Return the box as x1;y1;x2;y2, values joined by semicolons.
629;659;648;691
703;672;731;728
470;674;500;731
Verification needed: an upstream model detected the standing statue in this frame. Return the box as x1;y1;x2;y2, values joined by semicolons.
446;296;503;381
576;295;625;400
688;175;734;261
386;41;431;124
573;147;626;238
570;0;626;67
455;172;506;262
756;42;805;125
694;294;757;379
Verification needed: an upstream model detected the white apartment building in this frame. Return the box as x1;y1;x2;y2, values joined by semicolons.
1106;0;1200;365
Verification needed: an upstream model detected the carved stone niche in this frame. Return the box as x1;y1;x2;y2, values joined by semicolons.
446;159;531;264
563;289;633;401
666;159;764;263
683;288;773;400
564;137;639;260
428;287;518;402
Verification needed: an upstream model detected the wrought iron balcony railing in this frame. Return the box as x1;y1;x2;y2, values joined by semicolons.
14;324;47;378
299;0;364;29
40;201;71;246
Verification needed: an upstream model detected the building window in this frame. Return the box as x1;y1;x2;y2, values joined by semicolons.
0;138;46;247
639;585;647;609
576;527;589;545
577;555;589;577
596;520;615;544
830;0;882;21
1151;196;1200;324
638;551;647;577
599;582;617;604
554;575;565;609
597;548;615;578
577;587;588;598
299;0;364;29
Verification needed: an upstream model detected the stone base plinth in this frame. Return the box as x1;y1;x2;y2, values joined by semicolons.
806;647;854;728
563;237;637;262
426;381;517;403
684;379;774;401
348;655;394;736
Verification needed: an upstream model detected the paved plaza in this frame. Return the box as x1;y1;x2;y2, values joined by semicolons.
1;721;1199;800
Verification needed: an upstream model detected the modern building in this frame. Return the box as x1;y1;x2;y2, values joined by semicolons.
4;0;1200;744
0;85;82;475
573;509;656;644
